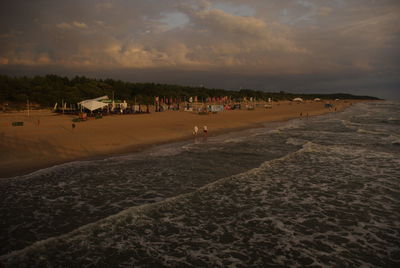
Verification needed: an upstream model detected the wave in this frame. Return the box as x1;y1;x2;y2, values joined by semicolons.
0;159;95;183
388;117;400;121
3;139;399;267
1;142;309;262
1;141;381;255
356;128;385;135
285;137;307;146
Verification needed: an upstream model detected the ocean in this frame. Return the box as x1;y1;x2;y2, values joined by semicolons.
1;101;399;267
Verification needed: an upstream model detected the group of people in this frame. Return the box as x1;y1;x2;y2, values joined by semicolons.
193;125;208;136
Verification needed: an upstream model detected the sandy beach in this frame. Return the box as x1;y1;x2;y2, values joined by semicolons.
0;100;361;178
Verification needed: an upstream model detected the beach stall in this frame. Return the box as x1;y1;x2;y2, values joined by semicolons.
231;104;241;110
209;105;224;113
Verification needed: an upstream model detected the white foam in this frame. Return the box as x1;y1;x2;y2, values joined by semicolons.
286;137;306;146
388;117;400;121
0;159;94;182
356;128;385;135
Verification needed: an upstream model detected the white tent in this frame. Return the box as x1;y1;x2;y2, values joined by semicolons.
80;100;108;112
314;98;321;102
78;95;109;112
293;97;303;102
121;100;128;109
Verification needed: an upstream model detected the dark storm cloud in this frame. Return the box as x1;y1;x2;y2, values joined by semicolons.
0;0;399;98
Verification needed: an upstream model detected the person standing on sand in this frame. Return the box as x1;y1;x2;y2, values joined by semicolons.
193;126;198;136
203;125;208;136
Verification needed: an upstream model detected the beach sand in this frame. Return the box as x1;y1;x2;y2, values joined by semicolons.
0;100;359;178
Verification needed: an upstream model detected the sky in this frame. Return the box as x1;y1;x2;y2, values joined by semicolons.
0;0;399;99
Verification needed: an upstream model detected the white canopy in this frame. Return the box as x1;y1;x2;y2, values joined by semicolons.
80;100;108;111
78;95;109;111
314;98;321;101
293;97;303;102
91;95;109;102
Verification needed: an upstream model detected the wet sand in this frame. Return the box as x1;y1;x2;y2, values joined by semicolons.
0;100;359;178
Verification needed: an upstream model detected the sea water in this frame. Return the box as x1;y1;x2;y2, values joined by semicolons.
1;101;399;267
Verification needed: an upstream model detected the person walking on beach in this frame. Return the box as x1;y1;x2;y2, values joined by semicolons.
193;126;199;136
203;125;208;137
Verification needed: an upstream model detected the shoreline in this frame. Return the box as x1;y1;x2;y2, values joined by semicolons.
0;100;371;178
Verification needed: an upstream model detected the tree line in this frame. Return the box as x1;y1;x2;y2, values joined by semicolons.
0;74;379;109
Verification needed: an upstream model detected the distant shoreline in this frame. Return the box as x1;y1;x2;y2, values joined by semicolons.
0;100;374;178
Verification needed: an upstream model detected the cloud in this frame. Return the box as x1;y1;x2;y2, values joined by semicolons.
72;21;88;29
56;22;73;30
56;21;88;30
0;0;398;97
192;9;268;37
317;6;332;16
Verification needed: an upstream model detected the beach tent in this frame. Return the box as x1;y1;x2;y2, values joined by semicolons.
132;105;141;112
78;96;110;111
121;100;128;110
314;98;321;102
293;97;303;102
79;100;108;112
